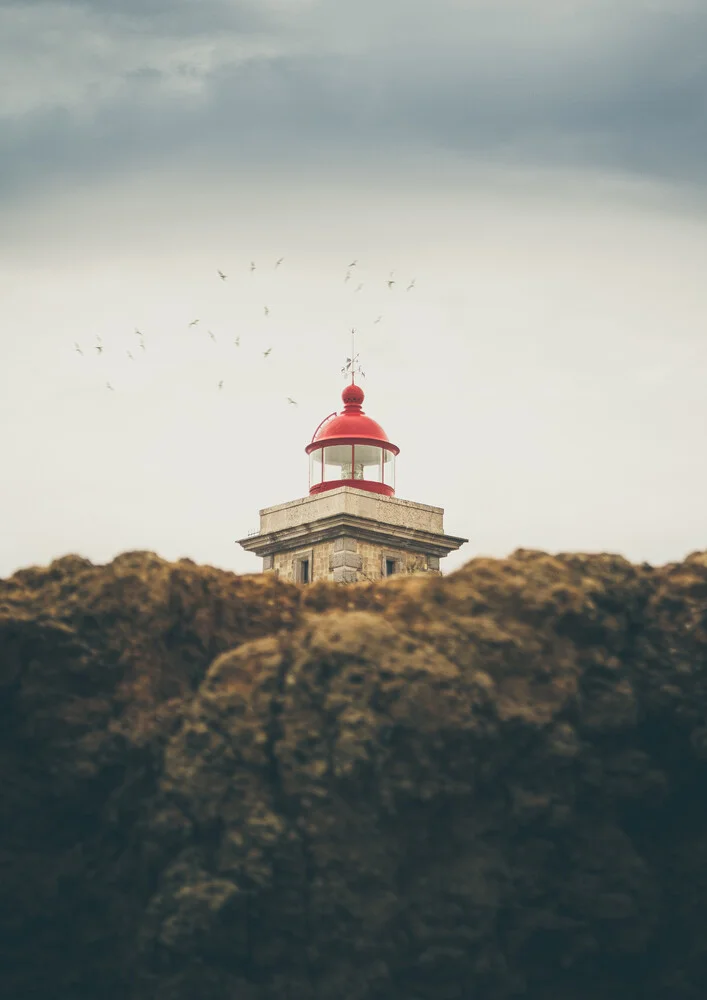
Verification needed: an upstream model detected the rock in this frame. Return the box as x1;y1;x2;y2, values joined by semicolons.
0;548;706;998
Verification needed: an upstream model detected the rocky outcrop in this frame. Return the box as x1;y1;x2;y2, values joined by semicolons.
1;548;707;999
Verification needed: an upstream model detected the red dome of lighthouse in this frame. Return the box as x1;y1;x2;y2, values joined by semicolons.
306;383;399;496
309;384;398;450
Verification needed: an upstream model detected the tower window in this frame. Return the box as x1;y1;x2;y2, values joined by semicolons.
385;558;396;577
298;557;310;584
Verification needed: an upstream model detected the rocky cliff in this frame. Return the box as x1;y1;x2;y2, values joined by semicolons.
1;548;707;999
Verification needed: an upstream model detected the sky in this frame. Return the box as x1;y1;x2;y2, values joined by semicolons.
1;0;706;579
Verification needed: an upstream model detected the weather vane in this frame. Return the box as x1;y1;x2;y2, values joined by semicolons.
341;328;365;383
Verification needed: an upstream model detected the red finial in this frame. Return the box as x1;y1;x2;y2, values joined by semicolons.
341;382;365;409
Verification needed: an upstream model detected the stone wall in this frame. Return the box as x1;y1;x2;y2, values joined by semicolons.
259;487;445;536
272;541;336;584
270;538;441;583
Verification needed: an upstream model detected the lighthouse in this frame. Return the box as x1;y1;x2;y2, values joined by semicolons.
237;366;467;583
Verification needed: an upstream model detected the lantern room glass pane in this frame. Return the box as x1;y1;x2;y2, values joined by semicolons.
323;444;351;481
309;449;323;487
383;450;395;488
353;444;383;482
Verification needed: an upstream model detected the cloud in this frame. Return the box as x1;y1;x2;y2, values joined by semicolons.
1;0;707;198
0;0;287;117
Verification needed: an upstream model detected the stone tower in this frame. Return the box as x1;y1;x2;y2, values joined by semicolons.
237;380;467;583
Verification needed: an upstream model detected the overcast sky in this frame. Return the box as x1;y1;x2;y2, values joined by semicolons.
2;0;706;579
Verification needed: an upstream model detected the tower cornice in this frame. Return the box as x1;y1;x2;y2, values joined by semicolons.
237;511;467;560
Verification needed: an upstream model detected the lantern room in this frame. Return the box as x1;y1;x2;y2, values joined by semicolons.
305;382;399;496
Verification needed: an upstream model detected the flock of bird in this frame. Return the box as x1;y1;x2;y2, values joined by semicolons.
72;258;417;398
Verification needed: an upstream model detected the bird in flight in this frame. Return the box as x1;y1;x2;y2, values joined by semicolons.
349;260;358;268
218;270;227;281
106;381;114;391
263;348;272;358
208;330;216;342
250;261;256;272
127;351;134;360
264;306;270;316
387;277;395;289
218;380;224;390
74;343;83;355
355;283;363;293
139;337;146;351
234;336;240;347
344;271;351;283
188;319;199;327
407;278;416;291
287;397;297;405
134;328;143;337
275;257;284;268
95;342;104;355
374;315;382;324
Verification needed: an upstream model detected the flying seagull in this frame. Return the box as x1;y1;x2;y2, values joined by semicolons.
275;257;284;267
355;283;363;293
208;330;216;342
250;261;256;272
407;278;416;291
217;270;227;281
139;338;146;351
349;260;358;267
264;306;270;316
387;277;395;289
95;343;103;354
374;315;382;324
218;380;223;390
344;270;351;283
234;336;240;347
287;397;297;405
106;381;114;391
134;328;143;337
263;348;272;358
127;351;134;360
74;343;83;355
188;319;199;327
